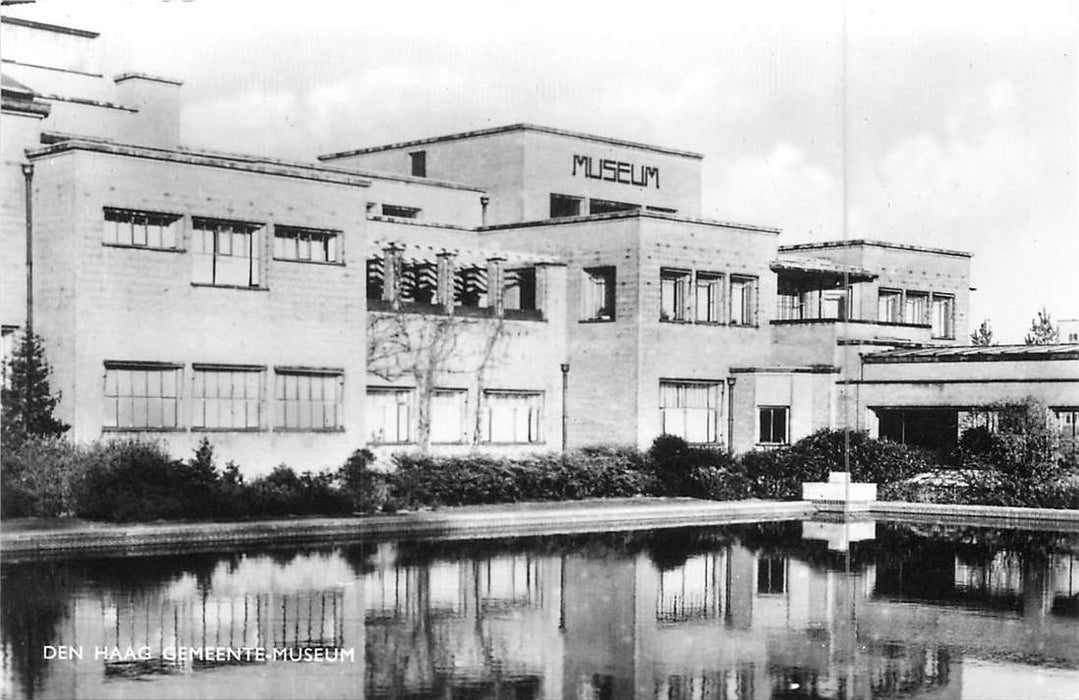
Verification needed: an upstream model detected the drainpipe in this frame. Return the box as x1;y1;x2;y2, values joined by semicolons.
22;162;34;336
560;363;570;452
726;375;737;456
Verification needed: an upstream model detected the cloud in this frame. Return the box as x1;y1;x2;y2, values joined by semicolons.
708;141;842;237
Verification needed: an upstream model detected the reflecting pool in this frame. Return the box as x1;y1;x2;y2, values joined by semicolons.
2;520;1077;699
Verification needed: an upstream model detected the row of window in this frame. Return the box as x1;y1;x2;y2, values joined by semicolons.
102;363;343;431
657;380;788;446
549;193;677;219
878;289;955;339
579;267;760;326
366;257;538;312
366;388;544;445
103;207;343;288
661;269;758;325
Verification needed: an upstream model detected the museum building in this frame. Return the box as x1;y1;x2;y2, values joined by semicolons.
2;14;1076;473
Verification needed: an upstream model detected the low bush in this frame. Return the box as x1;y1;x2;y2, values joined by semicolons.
741;429;934;500
387;448;654;509
0;436;81;518
647;435;750;500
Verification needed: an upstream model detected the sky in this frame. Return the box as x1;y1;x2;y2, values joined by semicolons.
8;0;1078;342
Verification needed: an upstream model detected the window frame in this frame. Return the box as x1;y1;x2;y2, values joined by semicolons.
272;225;343;266
102;361;184;432
380;204;421;219
549;193;584;219
481;390;544;444
580;266;616;322
877;288;903;324
660;268;692;323
102;207;183;251
729;275;758;327
274;367;345;432
904;290;930;326
191;216;264;289
430;388;469;445
410;150;426;178
758;406;790;446
659;380;723;445
694;271;724;324
190;364;265;432
931;293;956;339
366;386;415;445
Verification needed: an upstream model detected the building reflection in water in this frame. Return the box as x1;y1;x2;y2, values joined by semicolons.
2;523;1077;699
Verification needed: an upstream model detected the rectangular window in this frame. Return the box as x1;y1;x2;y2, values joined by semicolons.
275;369;343;431
430;389;468;444
757;557;787;595
550;193;583;218
366;387;413;444
660;268;691;322
410;151;426;178
381;204;421;219
588;198;639;215
192;366;263;430
103;207;181;249
273;225;340;264
580;266;616;321
729;276;758;326
776;280;802;320
482;391;542;444
695;272;723;323
878;289;903;323
191;217;262;287
758;406;789;445
659;381;722;444
905;291;929;325
931;294;955;338
821;289;849;320
103;363;182;429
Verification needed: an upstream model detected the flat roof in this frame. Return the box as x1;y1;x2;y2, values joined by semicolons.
114;72;183;87
26;139;373;188
779;239;972;259
480;209;781;235
770;257;877;281
863;344;1079;364
1;15;99;39
318;123;705;161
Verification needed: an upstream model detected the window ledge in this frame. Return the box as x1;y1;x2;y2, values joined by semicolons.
578;318;615;324
273;257;346;267
480;441;547;446
191;283;269;292
103;243;184;253
102;427;185;433
729;323;760;329
694;321;725;327
659;318;693;324
275;427;346;433
192;427;267;433
369;441;415;446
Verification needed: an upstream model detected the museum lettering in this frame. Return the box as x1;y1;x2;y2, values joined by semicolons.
572;154;660;189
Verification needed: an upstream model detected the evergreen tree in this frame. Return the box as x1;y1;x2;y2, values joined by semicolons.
1;332;69;449
1024;307;1059;345
970;318;994;346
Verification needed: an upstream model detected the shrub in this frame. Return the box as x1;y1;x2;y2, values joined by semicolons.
247;465;352;517
338;448;389;513
741;429;934;500
73;440;194;522
0;436;81;518
646;435;749;500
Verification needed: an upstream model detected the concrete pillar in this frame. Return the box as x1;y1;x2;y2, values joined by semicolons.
382;243;403;309
486;256;506;316
437;250;456;314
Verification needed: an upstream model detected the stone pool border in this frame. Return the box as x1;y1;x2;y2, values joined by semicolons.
0;499;812;562
2;499;1077;562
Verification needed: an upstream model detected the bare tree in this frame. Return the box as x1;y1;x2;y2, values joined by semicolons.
367;312;508;452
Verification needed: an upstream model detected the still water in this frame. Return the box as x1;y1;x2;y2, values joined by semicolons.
1;520;1077;700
